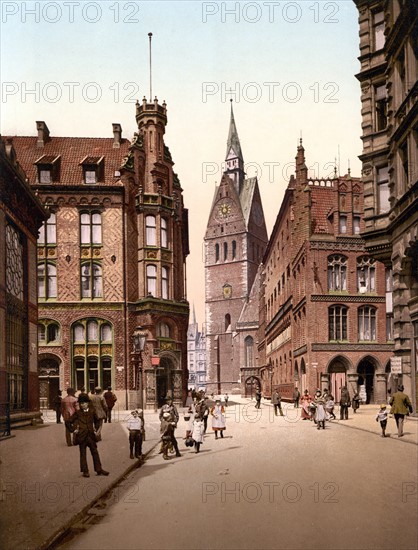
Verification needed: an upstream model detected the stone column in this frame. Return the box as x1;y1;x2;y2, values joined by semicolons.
347;373;359;397
375;373;388;405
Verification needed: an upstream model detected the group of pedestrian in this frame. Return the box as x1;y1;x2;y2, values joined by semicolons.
160;393;228;457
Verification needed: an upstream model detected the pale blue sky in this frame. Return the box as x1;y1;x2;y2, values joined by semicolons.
1;1;363;323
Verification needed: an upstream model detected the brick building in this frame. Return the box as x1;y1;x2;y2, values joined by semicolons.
0;137;47;427
204;104;268;394
353;0;418;408
9;98;189;410
259;142;393;404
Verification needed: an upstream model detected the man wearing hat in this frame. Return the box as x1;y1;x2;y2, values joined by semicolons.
89;387;108;441
67;394;109;477
389;384;413;437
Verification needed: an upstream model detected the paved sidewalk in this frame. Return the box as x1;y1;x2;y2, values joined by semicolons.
1;398;416;549
251;397;418;445
0;407;163;550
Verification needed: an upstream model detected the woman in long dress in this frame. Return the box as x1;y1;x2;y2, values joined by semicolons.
210;399;226;439
300;390;312;420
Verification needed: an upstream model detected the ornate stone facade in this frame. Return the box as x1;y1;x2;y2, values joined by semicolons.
353;0;418;408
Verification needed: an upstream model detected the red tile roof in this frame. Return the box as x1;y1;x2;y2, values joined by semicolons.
6;135;131;186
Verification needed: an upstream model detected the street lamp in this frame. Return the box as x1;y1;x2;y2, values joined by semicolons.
133;326;147;409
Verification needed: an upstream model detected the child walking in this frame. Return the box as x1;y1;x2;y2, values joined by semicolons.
376;404;388;437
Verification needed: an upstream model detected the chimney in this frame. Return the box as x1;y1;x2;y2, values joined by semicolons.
112;123;122;148
36;121;50;148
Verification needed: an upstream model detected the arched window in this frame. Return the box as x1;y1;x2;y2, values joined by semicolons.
158;322;171;338
232;240;237;260
329;305;348;340
81;262;102;298
358;306;377;341
245;336;254;367
72;319;113;391
328;255;347;291
215;243;220;262
73;323;85;342
224;242;228;261
161;218;168;248
38;321;60;344
87;320;99;341
147;265;157;295
357;257;376;293
225;314;231;331
101;323;112;342
146;215;156;246
162;266;169;299
80;212;102;245
38;262;57;298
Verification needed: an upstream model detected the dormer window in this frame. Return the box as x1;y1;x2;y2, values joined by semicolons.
80;156;104;184
34;155;60;183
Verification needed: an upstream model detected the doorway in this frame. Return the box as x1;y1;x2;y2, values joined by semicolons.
245;376;260;398
357;359;376;404
328;358;348;402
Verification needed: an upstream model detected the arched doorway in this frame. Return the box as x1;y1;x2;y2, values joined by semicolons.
328;357;349;402
38;355;61;408
156;356;175;408
357;357;377;404
245;376;260;398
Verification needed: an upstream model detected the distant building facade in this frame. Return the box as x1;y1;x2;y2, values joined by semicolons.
9;98;189;410
353;0;417;408
187;309;207;390
0;137;47;426
204;104;268;394
258;142;394;404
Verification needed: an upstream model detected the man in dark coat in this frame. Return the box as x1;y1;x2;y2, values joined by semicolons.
103;386;117;423
67;394;109;478
255;389;262;409
390;384;413;437
272;390;284;416
53;390;62;423
293;387;301;408
339;386;351;420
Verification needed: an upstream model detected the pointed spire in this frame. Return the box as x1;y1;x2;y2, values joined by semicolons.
225;100;243;161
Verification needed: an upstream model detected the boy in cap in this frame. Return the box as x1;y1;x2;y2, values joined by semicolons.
67;394;109;477
376;404;388;437
126;409;143;459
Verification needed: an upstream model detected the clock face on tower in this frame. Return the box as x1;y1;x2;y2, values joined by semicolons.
216;198;234;220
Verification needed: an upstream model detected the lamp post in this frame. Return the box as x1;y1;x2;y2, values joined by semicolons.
133;326;147;409
269;364;273;398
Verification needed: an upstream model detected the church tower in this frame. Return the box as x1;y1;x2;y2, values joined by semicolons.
204;104;268;394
